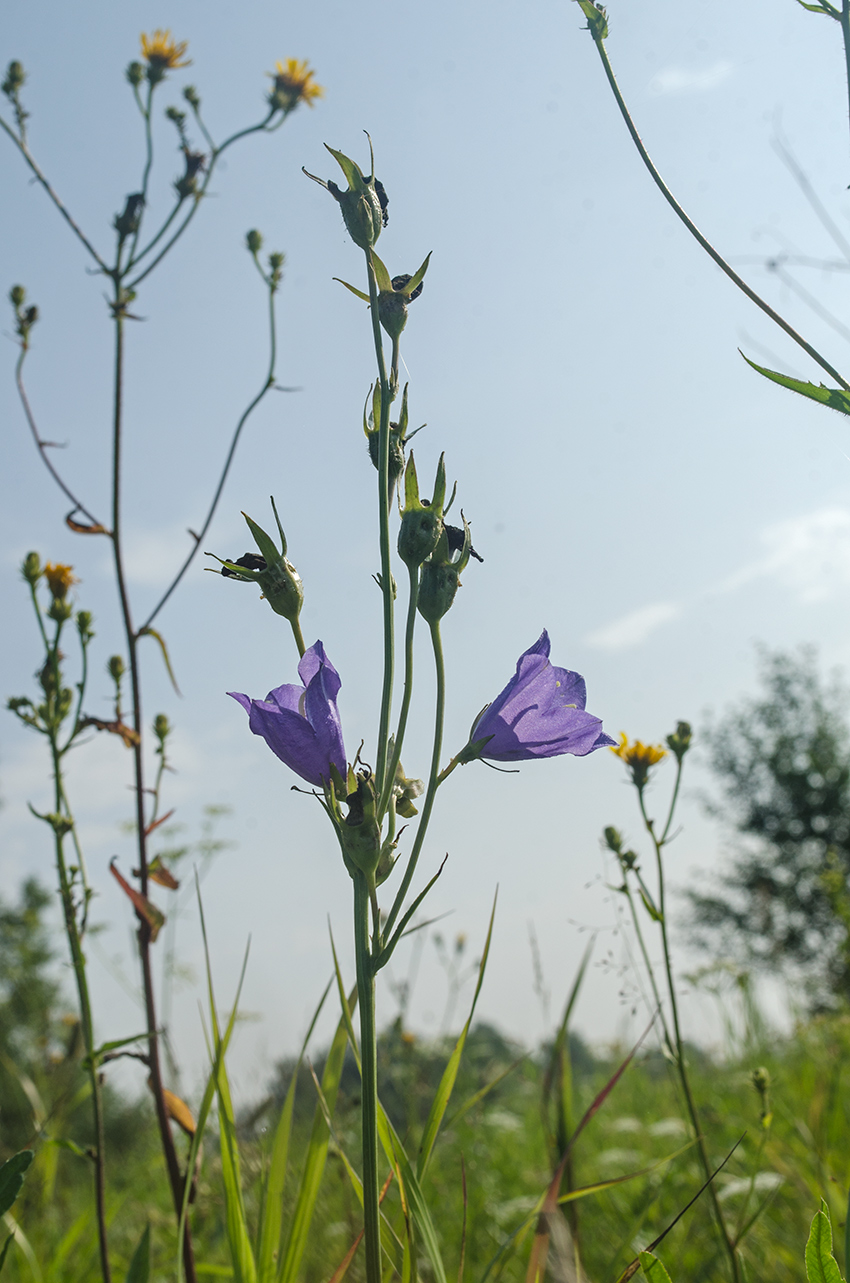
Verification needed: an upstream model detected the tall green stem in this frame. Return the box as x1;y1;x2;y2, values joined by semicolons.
637;791;741;1283
365;250;395;795
379;564;419;818
842;2;850;165
110;294;198;1283
353;873;381;1283
49;738;111;1283
382;620;445;947
589;30;850;391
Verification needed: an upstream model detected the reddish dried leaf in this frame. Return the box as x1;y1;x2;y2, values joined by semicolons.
109;859;165;941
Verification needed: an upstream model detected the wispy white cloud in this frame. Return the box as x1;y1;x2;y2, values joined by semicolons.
649;61;733;97
586;506;850;652
586;602;681;652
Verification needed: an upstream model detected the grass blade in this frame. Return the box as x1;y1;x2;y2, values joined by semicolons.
417;892;497;1180
256;978;333;1283
278;985;358;1283
126;1224;151;1283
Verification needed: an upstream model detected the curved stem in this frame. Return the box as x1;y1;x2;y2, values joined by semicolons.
620;872;673;1055
128;196;185;271
290;617;306;659
379;564;419;818
365;251;395;795
140;276;279;632
381;619;445;946
16;345;106;531
637;788;741;1283
110;295;197;1283
353;872;381;1283
658;755;683;846
0;116;109;273
589;33;850;391
127;110;276;292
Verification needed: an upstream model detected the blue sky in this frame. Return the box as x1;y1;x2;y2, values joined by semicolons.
2;0;850;1097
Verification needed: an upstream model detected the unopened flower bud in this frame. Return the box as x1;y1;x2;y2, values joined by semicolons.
114;193;145;240
417;514;474;625
603;825;622;854
268;251;285;273
21;551;41;584
2;61;25;97
47;597;73;623
183;84;200;108
107;655;126;682
340;770;383;878
126;61;145;87
666;720;692;762
304;140;388;250
398;452;447;569
76;610;94;642
211;498;304;624
153;713;171;742
245;228;263;255
165;105;186;127
9;284;25;309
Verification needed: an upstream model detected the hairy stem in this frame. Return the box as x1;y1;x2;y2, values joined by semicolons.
379;564;419;818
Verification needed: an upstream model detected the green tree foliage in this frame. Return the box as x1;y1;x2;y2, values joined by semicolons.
690;648;850;1008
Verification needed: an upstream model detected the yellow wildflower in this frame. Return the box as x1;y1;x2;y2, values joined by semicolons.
611;732;666;788
140;30;191;83
267;58;324;114
43;563;79;600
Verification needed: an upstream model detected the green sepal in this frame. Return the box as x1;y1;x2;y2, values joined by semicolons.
325;143;366;191
404;251;432;297
334;277;370;303
369;249;394;293
741;353;850;415
243;509;285;563
576;0;609;39
794;0;840;15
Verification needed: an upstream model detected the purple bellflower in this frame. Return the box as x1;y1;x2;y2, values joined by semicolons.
469;630;615;763
228;641;346;787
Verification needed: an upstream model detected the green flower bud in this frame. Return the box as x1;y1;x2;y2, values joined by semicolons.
665;720;692;762
126;61;145;87
56;687;74;719
21;551;41;584
398;452;447;569
211;498;304;624
303;139;388;250
245;228;263;255
183;84;201;109
9;284;25;310
363;382;424;493
417;514;474;625
153;713;171;742
76;610;94;642
47;597;73;623
2;61;25;97
107;655;126;682
603;825;622;854
339;770;382;878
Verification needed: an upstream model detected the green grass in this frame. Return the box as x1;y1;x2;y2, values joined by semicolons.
4;1009;850;1283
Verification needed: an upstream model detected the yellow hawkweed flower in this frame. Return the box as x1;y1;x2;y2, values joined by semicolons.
611;732;666;788
267;58;324;114
43;563;79;600
140;30;191;83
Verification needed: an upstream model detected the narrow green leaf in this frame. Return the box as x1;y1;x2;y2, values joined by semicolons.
741;354;850;415
575;0;609;39
0;1233;14;1275
47;1137;88;1159
805;1201;844;1283
558;1141;696;1204
278;986;358;1283
88;1031;148;1064
640;1252;673;1282
417;892;497;1179
548;937;594;1152
126;1224;151;1283
138;627;181;695
256;978;332;1283
0;1152;33;1219
445;1055;526;1130
794;0;840;15
378;1109;447;1283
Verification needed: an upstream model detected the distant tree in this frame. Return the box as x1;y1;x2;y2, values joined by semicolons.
690;647;850;1009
